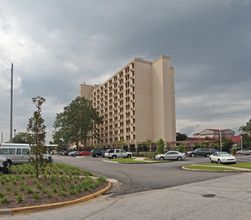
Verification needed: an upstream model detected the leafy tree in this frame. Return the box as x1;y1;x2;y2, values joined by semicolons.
239;118;251;134
27;96;47;179
140;139;152;151
12;132;28;143
177;144;186;152
156;138;165;154
222;136;234;153
176;133;188;141
53;96;103;149
241;134;251;148
116;140;125;149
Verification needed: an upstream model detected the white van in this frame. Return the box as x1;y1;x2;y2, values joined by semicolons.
0;143;31;167
0;143;53;167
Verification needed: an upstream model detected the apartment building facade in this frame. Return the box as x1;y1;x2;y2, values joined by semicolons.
79;55;176;150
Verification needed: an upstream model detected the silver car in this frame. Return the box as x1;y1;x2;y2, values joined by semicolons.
155;151;186;161
236;149;251;155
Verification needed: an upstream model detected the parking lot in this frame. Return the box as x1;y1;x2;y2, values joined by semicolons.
53;154;251;196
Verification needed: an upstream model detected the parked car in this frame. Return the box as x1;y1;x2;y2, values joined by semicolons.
155;151;186;161
104;149;132;159
61;150;72;156
78;151;91;156
209;152;236;164
0;155;9;174
91;149;105;157
69;151;80;157
187;148;215;157
236;149;251;155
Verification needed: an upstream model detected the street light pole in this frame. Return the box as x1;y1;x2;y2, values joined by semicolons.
219;132;222;152
240;136;243;150
10;63;13;143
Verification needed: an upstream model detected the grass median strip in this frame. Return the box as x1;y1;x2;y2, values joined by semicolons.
184;165;237;171
106;158;170;163
107;158;147;163
184;162;251;171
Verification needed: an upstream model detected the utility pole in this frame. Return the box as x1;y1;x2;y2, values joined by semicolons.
10;63;13;143
219;132;222;152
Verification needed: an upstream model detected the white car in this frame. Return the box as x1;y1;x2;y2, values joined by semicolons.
155;151;186;161
236;149;251;155
209;152;236;164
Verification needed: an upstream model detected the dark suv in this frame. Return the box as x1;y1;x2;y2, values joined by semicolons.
91;149;105;157
187;148;215;157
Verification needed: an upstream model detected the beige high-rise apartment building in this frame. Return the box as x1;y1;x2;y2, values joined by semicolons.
79;55;176;150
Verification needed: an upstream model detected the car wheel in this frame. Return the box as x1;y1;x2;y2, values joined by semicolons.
6;160;12;168
218;159;222;164
112;155;116;159
206;153;210;157
210;159;214;163
127;154;131;158
191;153;195;157
177;157;182;161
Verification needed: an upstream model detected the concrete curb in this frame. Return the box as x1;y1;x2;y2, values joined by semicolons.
0;181;112;216
181;166;251;172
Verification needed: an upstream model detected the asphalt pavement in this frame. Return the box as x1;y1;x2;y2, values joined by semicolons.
51;155;242;196
1;172;251;220
1;155;250;219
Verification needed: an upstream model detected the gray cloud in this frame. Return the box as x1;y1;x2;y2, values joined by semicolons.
0;0;250;142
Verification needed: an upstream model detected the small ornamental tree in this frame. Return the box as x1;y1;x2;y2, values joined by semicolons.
177;144;185;152
27;96;47;179
156;138;165;154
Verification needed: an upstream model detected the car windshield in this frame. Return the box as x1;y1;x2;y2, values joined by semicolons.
218;153;230;156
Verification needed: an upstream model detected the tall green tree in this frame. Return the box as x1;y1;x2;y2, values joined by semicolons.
176;132;188;141
27;96;47;179
239;118;251;134
12;132;28;143
241;134;251;148
53;96;103;149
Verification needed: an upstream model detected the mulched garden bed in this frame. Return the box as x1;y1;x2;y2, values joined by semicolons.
0;163;108;209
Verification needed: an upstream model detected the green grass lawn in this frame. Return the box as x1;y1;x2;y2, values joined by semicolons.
184;165;237;171
107;158;147;163
185;162;251;171
107;158;171;163
231;162;251;169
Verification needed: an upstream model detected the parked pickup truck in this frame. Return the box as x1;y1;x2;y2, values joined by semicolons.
0;155;9;174
104;149;132;159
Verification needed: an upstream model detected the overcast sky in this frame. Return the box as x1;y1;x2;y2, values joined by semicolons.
0;0;250;143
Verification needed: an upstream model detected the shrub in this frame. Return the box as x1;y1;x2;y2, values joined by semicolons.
35;182;43;190
27;187;33;194
0;192;5;198
0;196;8;204
6;184;12;191
156;138;165;154
33;192;40;200
177;144;185;153
14;189;19;196
16;194;24;203
47;192;52;198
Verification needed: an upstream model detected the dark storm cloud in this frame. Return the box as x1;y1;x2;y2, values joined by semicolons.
0;0;250;142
